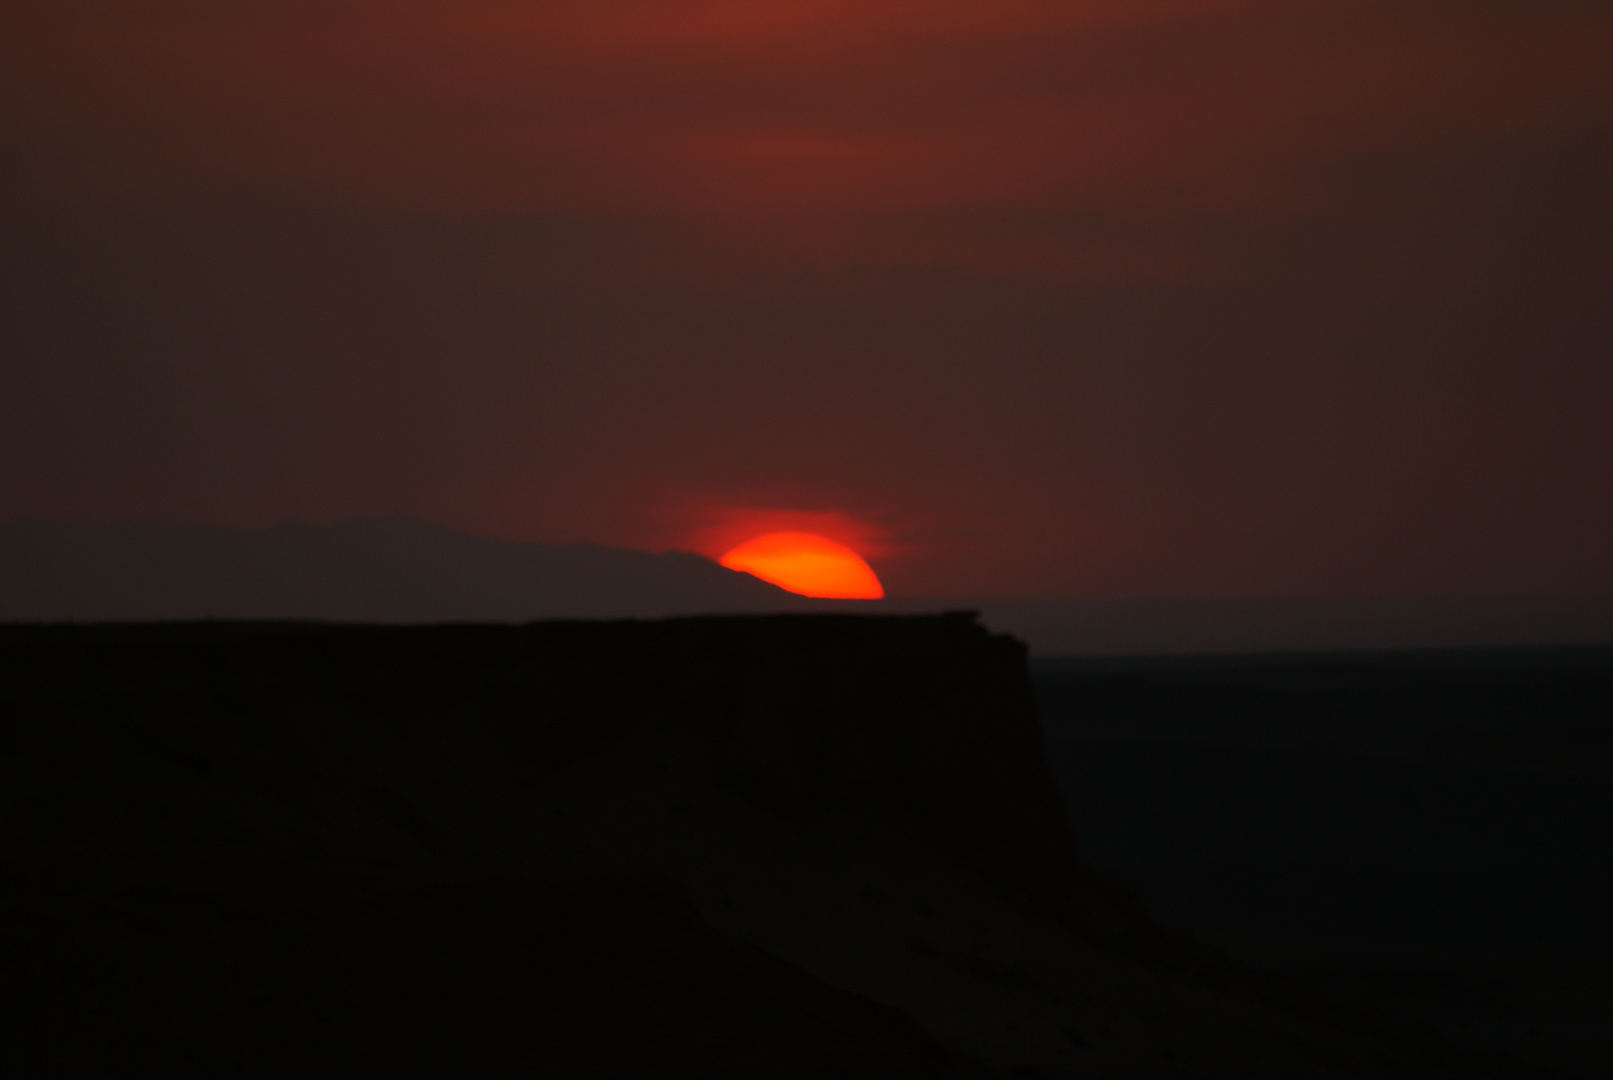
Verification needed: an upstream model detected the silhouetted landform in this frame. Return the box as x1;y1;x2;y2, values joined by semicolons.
1034;649;1613;1078
1033;647;1613;762
0;517;825;621
9;518;1612;654
3;615;1539;1077
12;873;990;1078
958;598;1613;656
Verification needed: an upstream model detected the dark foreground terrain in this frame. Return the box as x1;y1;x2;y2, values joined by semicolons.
1;616;1549;1077
1035;650;1613;1078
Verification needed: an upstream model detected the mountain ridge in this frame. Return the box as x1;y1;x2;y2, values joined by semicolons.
0;515;822;622
8;517;1611;654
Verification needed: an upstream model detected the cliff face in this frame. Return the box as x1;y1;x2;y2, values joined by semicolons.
2;615;1502;1077
6;614;1079;916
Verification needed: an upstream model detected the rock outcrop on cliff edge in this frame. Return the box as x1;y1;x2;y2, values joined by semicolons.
1;615;1529;1077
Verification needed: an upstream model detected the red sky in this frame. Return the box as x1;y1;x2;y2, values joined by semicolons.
3;1;1610;597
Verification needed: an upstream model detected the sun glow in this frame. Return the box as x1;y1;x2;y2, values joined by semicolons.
719;532;884;599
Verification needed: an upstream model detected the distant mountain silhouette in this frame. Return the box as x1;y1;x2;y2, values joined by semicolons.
9;517;1610;652
963;596;1613;655
0;517;825;622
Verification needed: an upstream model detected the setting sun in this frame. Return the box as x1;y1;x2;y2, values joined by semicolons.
719;532;884;599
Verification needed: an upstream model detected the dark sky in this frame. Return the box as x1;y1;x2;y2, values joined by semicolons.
4;1;1610;598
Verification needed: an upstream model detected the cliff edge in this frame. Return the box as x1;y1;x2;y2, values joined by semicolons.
2;615;1523;1077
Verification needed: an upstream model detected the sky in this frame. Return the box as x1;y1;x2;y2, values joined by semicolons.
3;0;1610;598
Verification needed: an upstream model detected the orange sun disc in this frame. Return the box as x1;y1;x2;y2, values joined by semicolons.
718;532;884;599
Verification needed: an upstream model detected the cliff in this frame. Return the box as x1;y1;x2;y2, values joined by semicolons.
2;615;1521;1077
